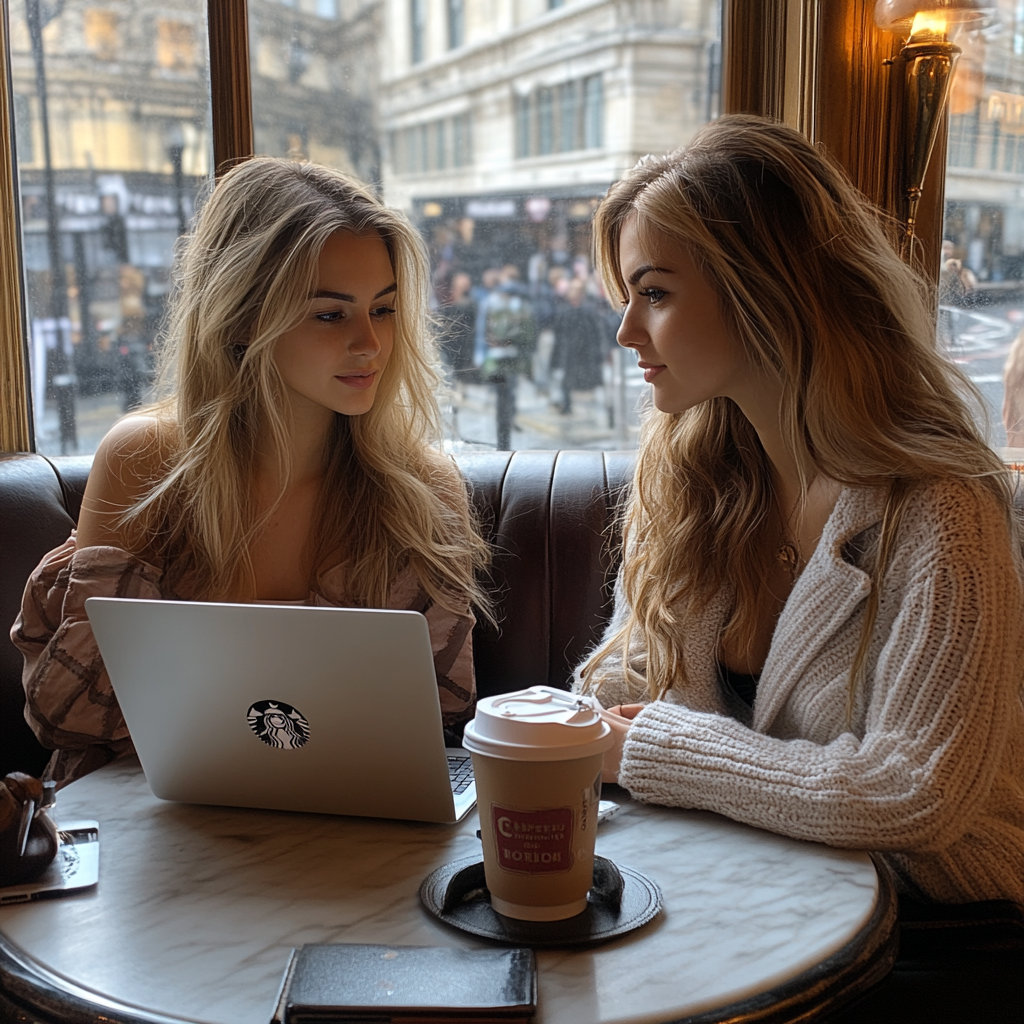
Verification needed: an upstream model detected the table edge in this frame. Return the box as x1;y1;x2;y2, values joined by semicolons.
0;856;898;1024
665;854;899;1024
0;931;189;1024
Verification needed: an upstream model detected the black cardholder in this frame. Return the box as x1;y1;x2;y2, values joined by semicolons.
271;943;537;1023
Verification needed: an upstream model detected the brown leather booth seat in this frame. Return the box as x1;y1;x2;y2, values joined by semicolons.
0;450;633;778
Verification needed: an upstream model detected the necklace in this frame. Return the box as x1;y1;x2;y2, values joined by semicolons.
776;477;815;583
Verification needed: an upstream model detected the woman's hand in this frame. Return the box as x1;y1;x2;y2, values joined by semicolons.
599;704;646;784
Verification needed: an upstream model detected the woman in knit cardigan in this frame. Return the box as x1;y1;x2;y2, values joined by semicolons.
576;115;1024;906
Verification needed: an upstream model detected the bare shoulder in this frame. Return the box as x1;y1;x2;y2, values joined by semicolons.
77;415;178;549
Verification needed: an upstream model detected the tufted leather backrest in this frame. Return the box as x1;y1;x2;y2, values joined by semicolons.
0;451;633;777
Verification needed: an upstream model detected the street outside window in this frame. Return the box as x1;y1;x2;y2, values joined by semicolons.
11;0;725;455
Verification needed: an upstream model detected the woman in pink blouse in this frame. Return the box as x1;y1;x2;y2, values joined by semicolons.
14;158;489;785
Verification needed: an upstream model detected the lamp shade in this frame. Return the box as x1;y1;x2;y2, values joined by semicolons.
874;0;995;32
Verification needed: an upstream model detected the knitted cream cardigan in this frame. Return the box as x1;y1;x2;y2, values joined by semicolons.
576;479;1024;905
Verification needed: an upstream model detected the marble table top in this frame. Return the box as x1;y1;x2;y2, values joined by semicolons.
0;757;886;1024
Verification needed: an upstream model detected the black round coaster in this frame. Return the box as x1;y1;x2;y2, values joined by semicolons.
419;855;662;948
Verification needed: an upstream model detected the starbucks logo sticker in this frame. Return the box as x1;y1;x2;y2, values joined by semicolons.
246;700;310;749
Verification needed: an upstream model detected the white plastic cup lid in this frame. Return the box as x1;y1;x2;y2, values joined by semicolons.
462;685;613;761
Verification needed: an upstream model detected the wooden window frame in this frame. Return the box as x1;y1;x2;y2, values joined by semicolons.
0;0;951;453
0;2;30;451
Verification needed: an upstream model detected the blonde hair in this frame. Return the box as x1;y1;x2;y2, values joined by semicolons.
582;115;1015;710
122;157;489;613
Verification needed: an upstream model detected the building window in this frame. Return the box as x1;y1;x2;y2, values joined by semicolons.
514;75;603;158
452;112;472;167
537;87;554;156
583;73;603;150
287;40;311;84
316;0;339;17
83;8;119;61
417;124;429;172
411;0;426;65
548;0;565;9
156;20;197;73
515;94;531;158
558;81;578;152
448;0;464;50
13;94;33;164
431;119;447;170
392;113;473;175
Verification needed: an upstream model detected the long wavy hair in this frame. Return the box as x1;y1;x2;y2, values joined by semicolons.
581;115;1015;711
121;157;489;613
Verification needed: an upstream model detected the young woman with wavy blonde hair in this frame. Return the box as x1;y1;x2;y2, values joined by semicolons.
576;115;1024;906
14;157;489;784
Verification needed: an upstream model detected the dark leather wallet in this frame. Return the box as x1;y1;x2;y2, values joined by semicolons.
271;943;537;1023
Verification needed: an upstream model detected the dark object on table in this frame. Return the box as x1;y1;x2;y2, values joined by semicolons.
0;821;99;905
271;943;536;1023
0;773;57;887
420;854;662;947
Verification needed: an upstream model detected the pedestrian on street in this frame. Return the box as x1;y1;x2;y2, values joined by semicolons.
551;278;614;414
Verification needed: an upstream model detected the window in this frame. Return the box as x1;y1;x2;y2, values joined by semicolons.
249;0;379;182
83;9;118;61
537;87;554;156
431;119;446;171
515;94;531;158
448;0;464;50
940;12;1024;450
514;75;603;158
558;81;578;152
7;0;211;456
583;74;603;149
452;112;472;167
156;20;197;73
13;94;33;163
410;0;425;65
1;0;724;456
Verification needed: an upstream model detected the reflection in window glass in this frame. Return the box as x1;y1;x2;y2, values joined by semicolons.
941;4;1024;450
250;0;380;182
252;0;721;453
10;0;212;456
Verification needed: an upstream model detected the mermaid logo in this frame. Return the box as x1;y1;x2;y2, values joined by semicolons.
246;700;310;750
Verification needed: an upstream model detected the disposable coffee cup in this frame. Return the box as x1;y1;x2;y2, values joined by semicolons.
462;686;613;921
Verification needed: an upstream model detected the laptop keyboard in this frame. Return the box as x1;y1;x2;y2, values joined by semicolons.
447;754;474;794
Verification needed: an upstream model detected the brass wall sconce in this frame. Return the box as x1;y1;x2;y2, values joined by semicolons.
875;0;995;250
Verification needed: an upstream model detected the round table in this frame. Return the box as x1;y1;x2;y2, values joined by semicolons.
0;757;896;1024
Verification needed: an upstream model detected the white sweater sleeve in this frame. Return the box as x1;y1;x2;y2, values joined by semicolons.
618;484;1024;855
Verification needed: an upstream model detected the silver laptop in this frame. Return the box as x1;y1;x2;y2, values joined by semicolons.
84;597;476;823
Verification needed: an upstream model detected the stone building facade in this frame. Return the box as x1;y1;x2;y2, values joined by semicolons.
379;0;720;270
